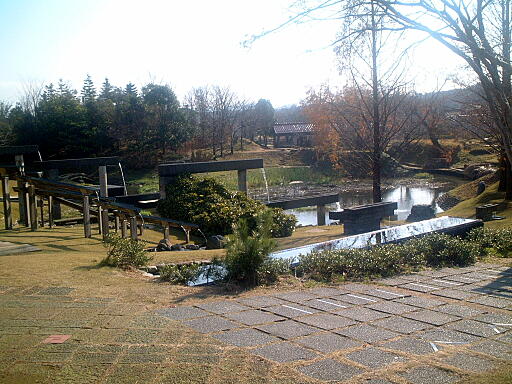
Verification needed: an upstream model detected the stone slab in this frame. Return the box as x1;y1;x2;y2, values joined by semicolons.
418;328;481;344
374;277;414;286
432;289;477;301
308;287;349;297
382;336;441;355
256;320;319;340
304;298;352;312
264;304;318;318
394;296;445;309
469;340;512;360
366;301;418;315
372;316;431;334
346;347;406;368
334;307;390;322
399;282;440;293
156;306;209;320
363;288;408;300
336;293;380;305
335;324;399;343
298;358;363;382
398;365;459;384
195;301;250;314
473;312;512;325
444;353;495;372
212;328;278;347
224;310;285;326
295;333;362;353
297;313;357;330
404;310;460;326
253;341;317;363
427;279;465;288
446;319;503;338
435;304;486;318
183;316;239;334
469;295;512;309
236;296;288;308
273;291;319;303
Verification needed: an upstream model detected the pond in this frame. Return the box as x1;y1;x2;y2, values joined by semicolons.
286;183;450;226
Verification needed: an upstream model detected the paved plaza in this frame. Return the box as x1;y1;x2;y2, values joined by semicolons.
0;262;511;383
157;263;512;383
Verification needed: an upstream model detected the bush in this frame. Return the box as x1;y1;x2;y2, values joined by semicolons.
159;263;202;285
224;211;277;285
297;232;480;281
101;234;151;269
157;174;296;237
256;258;292;284
467;227;512;257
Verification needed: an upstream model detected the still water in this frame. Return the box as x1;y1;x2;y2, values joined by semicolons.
286;185;446;226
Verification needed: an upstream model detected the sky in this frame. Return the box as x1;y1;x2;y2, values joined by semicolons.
0;0;466;108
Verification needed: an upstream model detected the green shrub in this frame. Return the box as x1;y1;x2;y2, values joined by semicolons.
467;227;512;257
224;210;277;285
159;263;202;285
256;258;292;284
270;208;297;238
157;174;296;237
101;234;151;269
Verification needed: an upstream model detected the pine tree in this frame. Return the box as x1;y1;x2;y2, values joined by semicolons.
125;82;137;97
99;78;113;100
81;74;96;103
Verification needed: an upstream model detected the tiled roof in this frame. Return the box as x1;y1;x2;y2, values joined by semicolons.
273;122;314;134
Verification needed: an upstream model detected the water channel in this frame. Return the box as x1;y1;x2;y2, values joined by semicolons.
284;183;454;226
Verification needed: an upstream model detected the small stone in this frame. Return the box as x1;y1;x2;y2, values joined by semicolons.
185;244;200;250
407;204;436;222
206;235;225;249
171;244;184;251
156;239;172;251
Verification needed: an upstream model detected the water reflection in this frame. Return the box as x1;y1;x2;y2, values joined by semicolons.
286;185;446;226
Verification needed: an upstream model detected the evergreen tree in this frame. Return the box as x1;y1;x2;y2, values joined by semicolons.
99;78;114;100
81;74;97;103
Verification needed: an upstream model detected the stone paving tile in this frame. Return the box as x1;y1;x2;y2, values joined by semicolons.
253;341;318;363
363;288;408;300
418;269;456;278
335;324;399;343
182;316;239;334
442;274;480;284
346;347;406;368
264;303;319;318
372;316;432;334
427;279;465;288
256;319;319;339
212;328;278;347
366;301;418;315
418;328;481;344
236;296;288;308
399;282;440;293
336;293;381;305
435;303;486;318
195;301;250;314
374;276;414;286
334;307;390;322
469;295;512;309
308;287;349;297
273;291;319;303
432;289;478;301
382;336;441;355
404;310;460;326
304;298;352;312
298;358;363;382
398;365;459;384
223;309;285;326
342;283;374;293
295;333;362;353
446;319;504;337
156;306;210;320
401;273;433;281
497;332;512;343
443;353;496;372
358;380;396;384
394;295;445;309
297;313;357;330
469;339;512;359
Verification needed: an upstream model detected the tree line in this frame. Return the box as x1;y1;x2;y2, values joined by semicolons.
0;76;278;167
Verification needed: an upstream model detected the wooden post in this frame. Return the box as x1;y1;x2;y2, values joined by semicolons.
2;176;12;230
83;195;91;238
114;213;120;232
28;184;37;231
237;169;247;193
39;197;44;227
48;195;54;228
121;215;127;238
130;216;138;240
98;206;103;234
316;204;326;226
16;180;27;226
99;166;109;239
164;223;170;240
48;169;61;220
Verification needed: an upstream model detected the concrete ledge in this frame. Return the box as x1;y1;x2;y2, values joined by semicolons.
266;193;339;210
36;157;120;170
158;159;263;176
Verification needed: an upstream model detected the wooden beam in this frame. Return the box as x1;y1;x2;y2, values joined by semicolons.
130;216;138;240
316;204;326;226
28;184;37;231
237;169;247;193
83;195;91;238
48;195;54;228
2;176;12;229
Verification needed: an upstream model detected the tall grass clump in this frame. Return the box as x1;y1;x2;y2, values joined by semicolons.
101;234;151;269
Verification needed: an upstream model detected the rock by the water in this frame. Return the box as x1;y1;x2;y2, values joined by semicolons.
406;204;436;222
477;181;486;195
171;244;184;251
206;235;225;249
156;239;172;252
186;244;200;250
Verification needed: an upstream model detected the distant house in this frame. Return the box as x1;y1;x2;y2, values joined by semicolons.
273;122;314;148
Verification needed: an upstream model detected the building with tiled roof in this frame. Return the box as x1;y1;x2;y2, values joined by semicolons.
273;122;314;147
